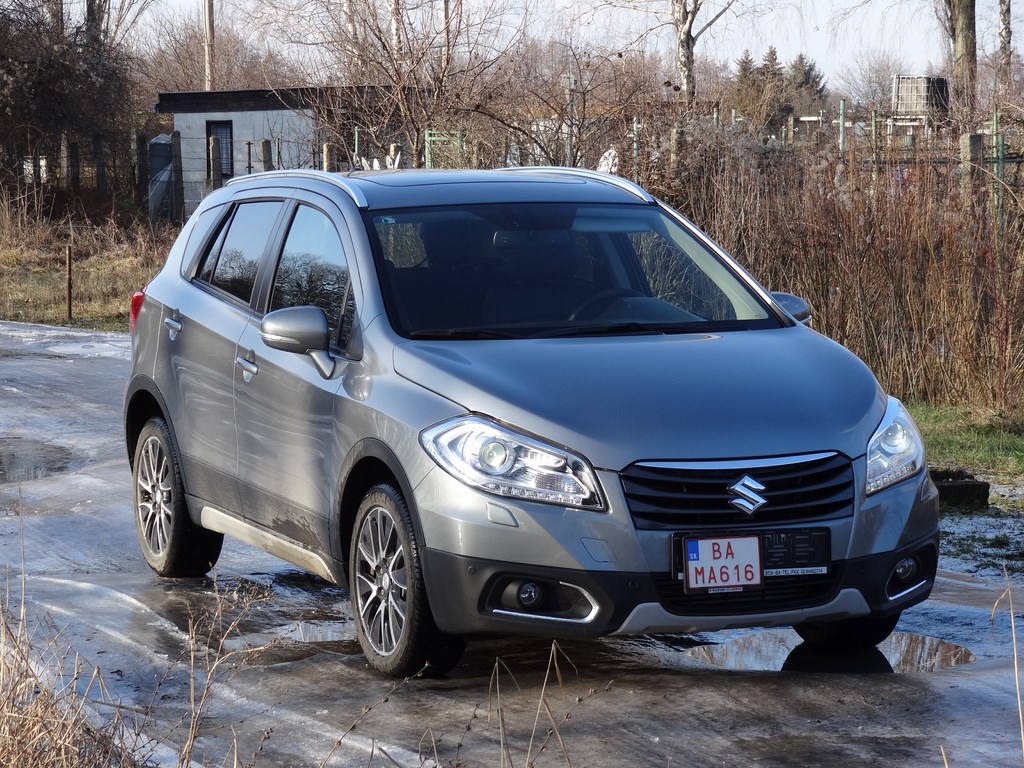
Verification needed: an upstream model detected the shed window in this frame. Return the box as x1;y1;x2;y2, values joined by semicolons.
207;120;233;178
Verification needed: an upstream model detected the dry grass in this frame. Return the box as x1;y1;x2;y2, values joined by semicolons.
0;600;145;768
0;186;174;330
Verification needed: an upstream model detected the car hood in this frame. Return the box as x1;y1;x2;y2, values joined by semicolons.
393;327;886;470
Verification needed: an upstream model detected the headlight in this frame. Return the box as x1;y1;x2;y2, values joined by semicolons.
420;416;604;509
865;398;925;495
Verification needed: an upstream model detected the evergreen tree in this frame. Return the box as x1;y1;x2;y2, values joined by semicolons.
731;50;760;123
730;48;827;134
786;54;827;116
754;47;788;130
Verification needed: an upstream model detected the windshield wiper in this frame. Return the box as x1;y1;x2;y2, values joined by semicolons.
529;322;668;338
408;327;524;340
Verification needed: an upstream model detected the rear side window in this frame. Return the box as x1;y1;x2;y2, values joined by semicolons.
196;200;283;303
270;205;354;345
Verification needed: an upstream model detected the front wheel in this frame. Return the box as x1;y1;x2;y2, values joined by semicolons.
132;417;223;577
794;612;901;648
350;484;465;677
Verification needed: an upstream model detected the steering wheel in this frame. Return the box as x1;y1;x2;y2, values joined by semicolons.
568;289;643;321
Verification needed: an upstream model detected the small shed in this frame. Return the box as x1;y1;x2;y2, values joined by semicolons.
155;88;324;215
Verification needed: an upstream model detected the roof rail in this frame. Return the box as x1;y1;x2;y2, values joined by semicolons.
497;166;655;203
225;169;370;208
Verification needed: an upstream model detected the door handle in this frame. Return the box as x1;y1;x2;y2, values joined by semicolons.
164;314;183;340
236;356;259;381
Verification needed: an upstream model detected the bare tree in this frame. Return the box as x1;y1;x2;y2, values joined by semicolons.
670;0;741;108
834;48;910;111
838;1;976;117
0;0;140;191
464;36;668;169
977;47;1024;114
85;0;159;46
136;6;305;94
943;0;977;114
250;0;526;168
997;0;1012;109
587;0;761;110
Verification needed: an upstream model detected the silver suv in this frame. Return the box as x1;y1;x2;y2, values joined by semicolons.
125;168;939;676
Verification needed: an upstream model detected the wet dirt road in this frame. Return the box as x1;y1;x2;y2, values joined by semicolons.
0;320;1021;767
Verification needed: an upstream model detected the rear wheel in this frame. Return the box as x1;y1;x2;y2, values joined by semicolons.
794;612;901;648
350;484;465;677
132;418;223;577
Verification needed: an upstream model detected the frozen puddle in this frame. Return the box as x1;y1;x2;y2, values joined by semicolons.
683;630;974;673
283;619;354;644
0;437;74;484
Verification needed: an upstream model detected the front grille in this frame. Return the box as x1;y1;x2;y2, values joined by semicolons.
653;565;843;616
621;453;854;529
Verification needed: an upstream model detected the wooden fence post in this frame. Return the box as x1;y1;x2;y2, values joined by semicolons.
960;133;982;193
68;142;80;192
170;131;184;224
65;245;72;324
259;139;274;171
135;132;149;210
208;136;223;190
92;135;106;194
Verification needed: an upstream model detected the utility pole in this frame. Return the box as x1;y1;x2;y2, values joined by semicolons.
561;73;576;167
204;0;215;91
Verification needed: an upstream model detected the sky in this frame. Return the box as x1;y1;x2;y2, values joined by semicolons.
163;0;1021;82
565;0;1020;79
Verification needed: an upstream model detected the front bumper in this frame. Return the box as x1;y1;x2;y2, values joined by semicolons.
421;530;939;638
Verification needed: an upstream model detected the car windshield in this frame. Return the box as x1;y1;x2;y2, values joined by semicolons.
366;202;779;339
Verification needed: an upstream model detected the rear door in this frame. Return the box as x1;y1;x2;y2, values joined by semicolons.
164;196;287;512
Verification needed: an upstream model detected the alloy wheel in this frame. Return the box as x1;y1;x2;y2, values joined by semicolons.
354;504;408;656
136;434;173;556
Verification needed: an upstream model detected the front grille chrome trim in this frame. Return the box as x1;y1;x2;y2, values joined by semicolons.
635;452;839;472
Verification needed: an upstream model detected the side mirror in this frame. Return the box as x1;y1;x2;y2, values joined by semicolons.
770;292;812;326
261;306;336;378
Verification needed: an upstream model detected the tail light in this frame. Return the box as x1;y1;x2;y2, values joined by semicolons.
129;290;146;337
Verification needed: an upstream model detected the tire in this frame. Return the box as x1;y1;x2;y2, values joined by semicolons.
794;612;901;648
350;484;465;677
132;417;223;577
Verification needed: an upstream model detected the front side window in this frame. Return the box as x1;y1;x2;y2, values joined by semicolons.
195;200;283;304
366;202;776;339
270;205;354;345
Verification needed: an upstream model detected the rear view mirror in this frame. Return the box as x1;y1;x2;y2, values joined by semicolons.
261;306;336;378
771;292;812;326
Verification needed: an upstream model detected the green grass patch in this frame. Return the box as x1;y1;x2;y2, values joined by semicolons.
909;402;1024;479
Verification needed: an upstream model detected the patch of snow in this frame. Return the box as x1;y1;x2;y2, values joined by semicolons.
0;320;130;360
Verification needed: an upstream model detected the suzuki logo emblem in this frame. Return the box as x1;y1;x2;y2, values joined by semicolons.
728;475;767;515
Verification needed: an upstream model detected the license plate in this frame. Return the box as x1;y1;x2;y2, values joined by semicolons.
682;535;762;593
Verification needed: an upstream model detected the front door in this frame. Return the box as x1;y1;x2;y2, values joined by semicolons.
232;201;357;555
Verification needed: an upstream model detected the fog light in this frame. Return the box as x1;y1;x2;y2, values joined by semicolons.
894;557;918;582
517;581;545;610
